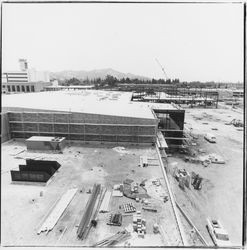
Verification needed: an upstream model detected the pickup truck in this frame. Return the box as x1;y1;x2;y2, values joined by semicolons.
206;218;232;246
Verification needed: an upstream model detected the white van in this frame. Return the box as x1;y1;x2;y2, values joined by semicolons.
204;133;216;143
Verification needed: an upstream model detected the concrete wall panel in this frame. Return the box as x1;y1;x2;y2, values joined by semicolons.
85;125;101;134
39;123;53;132
10;123;23;132
38;113;54;122
69;124;83;134
8;112;22;121
23;123;38;132
54;124;68;133
54;113;69;123
23;113;37;122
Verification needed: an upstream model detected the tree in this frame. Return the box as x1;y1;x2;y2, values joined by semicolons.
66;77;81;85
105;75;117;87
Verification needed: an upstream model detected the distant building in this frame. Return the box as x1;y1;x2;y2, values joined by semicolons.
19;59;28;71
2;59;51;94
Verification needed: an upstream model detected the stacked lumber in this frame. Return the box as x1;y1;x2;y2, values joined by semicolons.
37;188;77;234
107;213;122;226
77;184;101;240
92;229;131;247
99;190;111;213
123;203;136;213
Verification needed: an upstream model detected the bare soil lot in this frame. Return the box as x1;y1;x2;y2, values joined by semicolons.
1;141;182;247
167;108;243;246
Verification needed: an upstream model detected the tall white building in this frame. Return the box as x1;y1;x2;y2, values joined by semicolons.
2;59;51;93
28;68;50;82
19;59;28;71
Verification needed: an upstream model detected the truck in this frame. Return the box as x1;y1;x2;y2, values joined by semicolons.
206;218;232;246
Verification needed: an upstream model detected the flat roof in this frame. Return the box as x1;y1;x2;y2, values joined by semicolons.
143;93;214;101
26;136;66;142
45;85;93;89
2;90;157;120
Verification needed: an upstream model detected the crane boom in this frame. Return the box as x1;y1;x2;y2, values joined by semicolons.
155;58;168;80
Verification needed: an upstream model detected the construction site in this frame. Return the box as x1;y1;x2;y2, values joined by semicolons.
1;88;244;247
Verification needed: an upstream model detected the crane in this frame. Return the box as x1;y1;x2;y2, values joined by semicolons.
155;58;169;81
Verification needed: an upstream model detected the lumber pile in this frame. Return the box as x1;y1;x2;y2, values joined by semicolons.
37;188;77;234
142;205;157;212
107;213;122;226
92;229;131;247
122;202;136;213
99;190;111;213
77;184;101;240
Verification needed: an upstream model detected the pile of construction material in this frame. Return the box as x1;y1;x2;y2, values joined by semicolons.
139;156;148;167
92;229;131;247
99;190;111;213
122;178;149;200
184;156;202;164
225;119;243;127
131;182;139;193
174;168;191;190
133;211;146;238
107;213;122;226
37;188;77;234
77;184;101;240
191;172;203;190
152;179;161;186
112;184;123;197
199;154;225;166
142;205;157;212
122;202;136;213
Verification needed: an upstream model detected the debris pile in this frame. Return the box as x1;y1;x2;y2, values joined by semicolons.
112;147;130;154
225;119;243;127
122;178;149;200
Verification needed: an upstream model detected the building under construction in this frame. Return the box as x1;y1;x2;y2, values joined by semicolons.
117;84;220;108
2;90;185;148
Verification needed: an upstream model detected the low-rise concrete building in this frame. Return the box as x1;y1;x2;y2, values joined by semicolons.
2;90;185;145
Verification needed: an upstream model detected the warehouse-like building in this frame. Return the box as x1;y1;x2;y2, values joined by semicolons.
2;90;185;146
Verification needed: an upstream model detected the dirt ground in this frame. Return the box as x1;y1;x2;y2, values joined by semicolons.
167;107;244;247
1;141;183;247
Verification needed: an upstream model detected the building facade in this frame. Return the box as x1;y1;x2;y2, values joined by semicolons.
2;59;51;94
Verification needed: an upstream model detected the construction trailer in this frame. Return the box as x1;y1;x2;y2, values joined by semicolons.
26;136;66;151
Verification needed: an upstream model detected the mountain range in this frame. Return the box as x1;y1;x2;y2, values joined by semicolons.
50;68;150;81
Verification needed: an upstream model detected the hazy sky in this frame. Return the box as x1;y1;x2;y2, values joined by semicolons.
2;3;243;82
